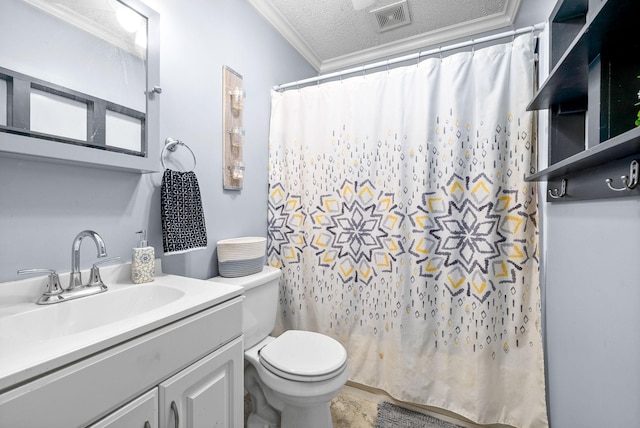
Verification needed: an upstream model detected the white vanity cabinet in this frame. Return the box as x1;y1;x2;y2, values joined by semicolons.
0;294;244;428
89;389;159;428
91;336;243;428
159;337;243;427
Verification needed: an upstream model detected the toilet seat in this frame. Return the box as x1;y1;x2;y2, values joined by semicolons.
259;330;347;382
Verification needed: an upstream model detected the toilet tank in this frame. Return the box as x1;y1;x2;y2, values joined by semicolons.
209;266;281;349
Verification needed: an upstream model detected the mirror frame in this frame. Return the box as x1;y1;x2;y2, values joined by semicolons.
0;0;160;173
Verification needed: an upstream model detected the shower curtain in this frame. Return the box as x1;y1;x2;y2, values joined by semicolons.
267;34;547;427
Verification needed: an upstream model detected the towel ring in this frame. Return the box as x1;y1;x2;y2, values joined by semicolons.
161;138;196;172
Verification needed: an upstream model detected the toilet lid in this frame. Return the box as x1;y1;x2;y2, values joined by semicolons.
259;330;347;382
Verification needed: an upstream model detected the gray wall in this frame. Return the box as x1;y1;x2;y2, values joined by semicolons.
531;1;640;425
0;0;315;282
544;201;640;427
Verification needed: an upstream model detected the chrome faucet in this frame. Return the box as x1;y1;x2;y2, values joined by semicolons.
68;230;108;290
18;230;119;305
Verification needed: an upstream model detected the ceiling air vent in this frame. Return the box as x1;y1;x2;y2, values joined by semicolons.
370;0;411;32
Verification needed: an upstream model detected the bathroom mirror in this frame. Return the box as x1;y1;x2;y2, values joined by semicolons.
0;0;160;172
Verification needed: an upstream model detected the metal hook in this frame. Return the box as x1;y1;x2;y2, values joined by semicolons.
605;160;639;191
548;179;567;199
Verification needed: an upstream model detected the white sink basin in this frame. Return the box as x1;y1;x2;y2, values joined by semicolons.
0;261;243;392
0;285;185;342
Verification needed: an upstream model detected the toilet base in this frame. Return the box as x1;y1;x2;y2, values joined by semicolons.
245;364;281;428
247;412;280;428
244;362;344;428
278;402;333;428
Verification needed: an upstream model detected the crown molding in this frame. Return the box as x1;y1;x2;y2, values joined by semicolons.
250;0;521;73
319;7;520;73
247;0;323;71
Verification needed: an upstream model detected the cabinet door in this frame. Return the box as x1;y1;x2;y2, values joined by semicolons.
88;389;158;428
159;336;243;428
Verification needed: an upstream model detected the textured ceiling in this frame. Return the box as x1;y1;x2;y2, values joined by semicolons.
248;0;521;72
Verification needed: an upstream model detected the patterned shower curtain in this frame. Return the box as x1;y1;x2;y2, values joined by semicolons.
267;34;547;427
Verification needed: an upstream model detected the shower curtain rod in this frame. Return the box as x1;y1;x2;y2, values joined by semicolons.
274;22;545;91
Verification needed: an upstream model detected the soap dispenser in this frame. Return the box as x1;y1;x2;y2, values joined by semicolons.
131;230;155;284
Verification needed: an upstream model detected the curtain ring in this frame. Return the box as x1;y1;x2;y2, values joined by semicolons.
386;59;390;74
530;25;535;43
438;47;443;61
471;40;475;54
416;52;421;67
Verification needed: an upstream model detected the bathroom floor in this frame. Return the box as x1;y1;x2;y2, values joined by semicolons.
244;384;482;428
243;385;377;428
329;386;379;427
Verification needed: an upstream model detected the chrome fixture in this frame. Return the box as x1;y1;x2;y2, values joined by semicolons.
69;230;108;290
605;160;639;192
548;179;567;199
87;257;121;288
18;230;118;305
17;268;65;305
160;138;197;172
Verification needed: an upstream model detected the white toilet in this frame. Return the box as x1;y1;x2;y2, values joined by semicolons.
210;266;349;428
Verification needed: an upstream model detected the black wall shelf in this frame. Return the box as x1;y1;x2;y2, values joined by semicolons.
526;126;640;182
528;0;627;111
527;0;640;202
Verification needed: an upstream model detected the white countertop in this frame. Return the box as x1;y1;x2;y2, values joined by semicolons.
0;261;243;392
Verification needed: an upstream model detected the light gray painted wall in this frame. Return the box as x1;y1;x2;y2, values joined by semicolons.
544;199;640;426
0;0;315;282
528;1;640;425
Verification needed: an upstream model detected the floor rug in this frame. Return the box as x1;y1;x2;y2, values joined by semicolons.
375;401;465;428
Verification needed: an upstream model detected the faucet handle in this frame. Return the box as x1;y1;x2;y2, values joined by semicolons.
87;257;121;288
17;269;65;304
92;256;121;268
17;268;56;276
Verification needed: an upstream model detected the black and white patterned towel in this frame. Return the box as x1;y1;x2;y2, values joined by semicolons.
161;169;207;255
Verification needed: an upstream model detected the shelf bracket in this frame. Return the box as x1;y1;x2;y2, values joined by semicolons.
605;160;639;192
